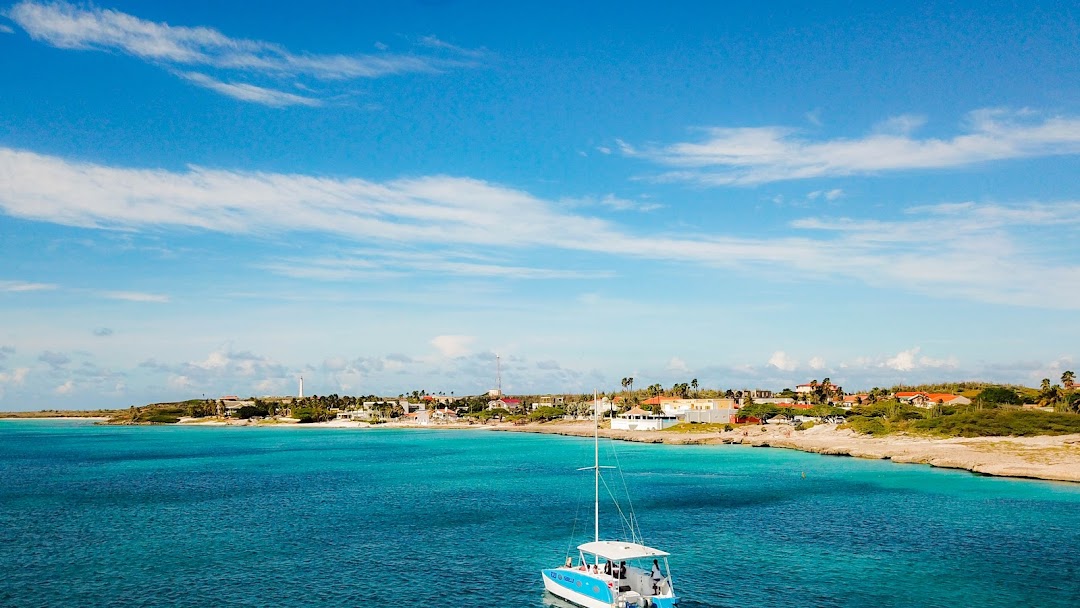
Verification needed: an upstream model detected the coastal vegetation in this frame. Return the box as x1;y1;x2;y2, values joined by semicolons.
0;409;119;418
15;372;1076;441
841;394;1080;438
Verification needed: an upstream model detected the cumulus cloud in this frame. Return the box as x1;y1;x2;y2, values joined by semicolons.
666;357;689;373
430;335;476;358
38;350;71;369
4;1;483;106
867;347;958;372
0;367;29;385
885;348;920;372
1;146;1079;309
630;109;1080;185
808;356;826;370
142;346;291;397
767;351;798;372
54;379;74;395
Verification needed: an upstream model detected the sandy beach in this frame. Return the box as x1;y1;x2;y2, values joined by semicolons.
496;420;1080;483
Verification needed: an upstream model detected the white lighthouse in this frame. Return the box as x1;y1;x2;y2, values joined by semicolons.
299;376;304;399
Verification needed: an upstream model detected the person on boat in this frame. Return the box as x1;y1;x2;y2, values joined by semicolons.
591;564;599;574
604;560;613;576
651;559;663;593
618;561;627;579
564;557;573;568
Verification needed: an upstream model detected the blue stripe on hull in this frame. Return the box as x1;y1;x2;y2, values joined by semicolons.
541;569;614;606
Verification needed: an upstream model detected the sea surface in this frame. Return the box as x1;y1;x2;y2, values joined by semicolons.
1;420;1079;608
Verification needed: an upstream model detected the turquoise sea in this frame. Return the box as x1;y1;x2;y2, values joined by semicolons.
1;420;1079;607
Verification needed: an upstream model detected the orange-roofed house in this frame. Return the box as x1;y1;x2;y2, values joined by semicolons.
843;394;870;408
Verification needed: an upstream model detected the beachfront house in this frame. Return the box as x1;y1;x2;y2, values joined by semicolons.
895;392;972;407
220;396;254;417
842;394;870;408
659;398;738;423
487;397;522;411
336;409;372;421
753;397;795;406
611;406;679;431
431;407;458;422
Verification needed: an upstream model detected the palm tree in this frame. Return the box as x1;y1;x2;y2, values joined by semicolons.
1062;370;1076;390
691;378;699;397
1041;378;1052;393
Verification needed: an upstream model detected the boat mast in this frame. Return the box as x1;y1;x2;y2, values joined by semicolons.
593;390;599;545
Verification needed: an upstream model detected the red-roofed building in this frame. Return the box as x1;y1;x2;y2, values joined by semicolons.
487;397;522;410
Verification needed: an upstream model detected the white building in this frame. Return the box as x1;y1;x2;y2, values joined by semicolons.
611;406;679;431
659;398;737;424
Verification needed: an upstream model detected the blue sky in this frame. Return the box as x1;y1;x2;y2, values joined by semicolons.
1;0;1078;409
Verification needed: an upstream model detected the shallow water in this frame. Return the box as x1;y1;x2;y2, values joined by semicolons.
1;419;1078;607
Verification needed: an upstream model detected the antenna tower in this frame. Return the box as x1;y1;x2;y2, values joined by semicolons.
496;354;502;394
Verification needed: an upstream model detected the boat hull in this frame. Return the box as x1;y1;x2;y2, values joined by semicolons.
541;569;614;608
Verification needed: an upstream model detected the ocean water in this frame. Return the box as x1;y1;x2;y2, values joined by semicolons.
1;420;1079;608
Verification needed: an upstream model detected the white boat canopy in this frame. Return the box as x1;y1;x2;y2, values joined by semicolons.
577;540;670;561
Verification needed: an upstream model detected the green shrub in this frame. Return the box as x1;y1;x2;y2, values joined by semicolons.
973;387;1022;407
909;409;1080;437
237;405;269;419
529;406;566;422
842;415;892;436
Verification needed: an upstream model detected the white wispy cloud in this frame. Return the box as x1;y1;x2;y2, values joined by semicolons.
807;189;843;201
101;290;170;303
0;23;14;34
629;108;1080;185
0;280;57;292
1;146;1079;309
178;72;322;107
5;1;482;105
565;193;663;213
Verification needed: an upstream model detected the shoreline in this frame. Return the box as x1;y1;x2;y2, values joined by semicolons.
10;414;1079;483
494;420;1080;484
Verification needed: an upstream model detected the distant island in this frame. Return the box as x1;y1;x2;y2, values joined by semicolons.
4;376;1079;483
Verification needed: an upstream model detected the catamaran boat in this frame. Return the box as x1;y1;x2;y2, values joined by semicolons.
540;396;680;608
